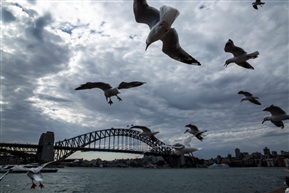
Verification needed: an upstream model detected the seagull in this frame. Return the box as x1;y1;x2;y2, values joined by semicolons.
184;124;207;141
238;91;261;105
145;5;179;50
262;105;289;129
133;0;201;65
167;136;202;155
252;0;265;10
224;39;259;69
129;125;159;141
14;161;55;189
75;81;146;105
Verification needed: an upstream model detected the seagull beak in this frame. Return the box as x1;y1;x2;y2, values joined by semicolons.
262;119;266;124
145;43;150;51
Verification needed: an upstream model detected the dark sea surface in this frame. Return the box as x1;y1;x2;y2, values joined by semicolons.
0;167;287;193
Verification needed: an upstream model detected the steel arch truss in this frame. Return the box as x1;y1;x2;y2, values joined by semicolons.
54;128;171;161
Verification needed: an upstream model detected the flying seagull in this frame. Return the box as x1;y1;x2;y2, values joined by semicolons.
224;39;259;69
164;136;201;155
262;105;289;129
129;125;159;141
184;124;207;141
238;91;261;105
75;81;146;105
133;0;201;65
252;0;265;10
14;161;55;189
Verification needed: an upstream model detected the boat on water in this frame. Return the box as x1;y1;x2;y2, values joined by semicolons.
0;163;58;173
208;163;230;169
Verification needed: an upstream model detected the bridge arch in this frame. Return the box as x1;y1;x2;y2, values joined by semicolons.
54;128;172;161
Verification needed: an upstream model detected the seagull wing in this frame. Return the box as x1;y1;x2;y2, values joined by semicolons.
133;0;160;29
118;81;146;90
150;135;158;141
236;61;254;69
250;98;261;105
183;136;193;147
253;4;258;9
171;143;185;150
186;124;199;132
75;82;112;91
32;161;55;173
12;165;30;172
161;28;201;65
238;91;253;96
263;105;287;115
0;170;11;181
271;120;284;128
130;125;151;132
224;39;247;57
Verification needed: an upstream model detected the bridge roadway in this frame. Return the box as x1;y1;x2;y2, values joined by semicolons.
0;143;168;156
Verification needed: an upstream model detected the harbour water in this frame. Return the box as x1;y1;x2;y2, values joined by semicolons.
0;167;287;193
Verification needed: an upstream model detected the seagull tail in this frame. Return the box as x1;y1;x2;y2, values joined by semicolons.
247;51;259;58
160;6;180;27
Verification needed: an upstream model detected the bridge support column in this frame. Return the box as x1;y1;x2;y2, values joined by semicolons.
36;131;54;162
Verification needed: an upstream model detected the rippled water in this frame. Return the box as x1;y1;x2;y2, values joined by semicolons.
0;167;286;193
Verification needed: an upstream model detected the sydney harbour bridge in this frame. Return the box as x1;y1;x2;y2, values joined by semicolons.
0;128;194;167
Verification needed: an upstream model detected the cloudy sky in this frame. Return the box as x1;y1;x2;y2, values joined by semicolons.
1;0;288;161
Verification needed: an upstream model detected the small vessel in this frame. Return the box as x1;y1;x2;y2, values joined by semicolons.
0;163;58;173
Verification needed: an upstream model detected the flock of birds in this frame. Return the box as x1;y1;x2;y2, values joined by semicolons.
1;0;288;189
75;0;288;148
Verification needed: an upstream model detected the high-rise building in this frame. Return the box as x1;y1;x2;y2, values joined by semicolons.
235;148;241;158
263;147;271;156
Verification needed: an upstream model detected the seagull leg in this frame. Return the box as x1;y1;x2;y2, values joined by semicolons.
108;99;113;105
39;182;44;189
116;95;122;101
31;181;37;189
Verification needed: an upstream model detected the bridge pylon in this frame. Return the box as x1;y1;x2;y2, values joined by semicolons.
36;131;54;162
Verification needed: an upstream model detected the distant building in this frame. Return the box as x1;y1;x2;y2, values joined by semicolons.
263;147;271;156
281;150;289;156
252;152;262;158
235;148;241;158
271;151;278;157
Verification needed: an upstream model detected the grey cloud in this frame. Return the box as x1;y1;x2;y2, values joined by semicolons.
1;8;16;23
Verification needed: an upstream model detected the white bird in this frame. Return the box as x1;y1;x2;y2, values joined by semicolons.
184;124;207;141
14;161;55;189
145;5;179;50
224;39;259;69
262;105;289;129
238;91;261;105
252;0;265;10
133;0;201;65
166;136;201;155
129;125;159;141
75;81;146;105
